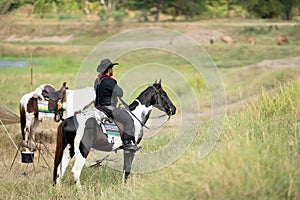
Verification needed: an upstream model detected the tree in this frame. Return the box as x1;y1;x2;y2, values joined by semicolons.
126;0;153;21
239;0;299;20
0;0;36;14
279;0;299;20
243;0;282;18
164;0;207;20
154;0;162;22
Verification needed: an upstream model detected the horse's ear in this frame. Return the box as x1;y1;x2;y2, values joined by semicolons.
158;79;161;85
63;82;67;86
154;79;157;85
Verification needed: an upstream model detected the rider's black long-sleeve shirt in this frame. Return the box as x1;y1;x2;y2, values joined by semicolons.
94;75;123;107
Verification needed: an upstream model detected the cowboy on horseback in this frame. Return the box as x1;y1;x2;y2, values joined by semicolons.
94;58;139;151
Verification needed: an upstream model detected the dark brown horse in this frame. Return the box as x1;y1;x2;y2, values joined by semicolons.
20;82;68;149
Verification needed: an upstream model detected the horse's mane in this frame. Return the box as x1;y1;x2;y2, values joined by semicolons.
128;86;156;110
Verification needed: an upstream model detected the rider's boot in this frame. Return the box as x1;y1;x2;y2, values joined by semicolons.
123;133;141;151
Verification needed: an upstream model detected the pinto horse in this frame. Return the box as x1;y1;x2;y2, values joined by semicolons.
20;84;96;150
53;80;176;187
20;82;68;149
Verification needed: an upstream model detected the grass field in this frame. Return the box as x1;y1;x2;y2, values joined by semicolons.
0;10;299;199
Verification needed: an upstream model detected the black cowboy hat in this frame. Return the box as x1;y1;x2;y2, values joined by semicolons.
96;58;119;74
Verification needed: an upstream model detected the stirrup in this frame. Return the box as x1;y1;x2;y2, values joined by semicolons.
123;144;142;152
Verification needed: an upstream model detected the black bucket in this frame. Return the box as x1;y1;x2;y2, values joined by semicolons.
21;151;34;163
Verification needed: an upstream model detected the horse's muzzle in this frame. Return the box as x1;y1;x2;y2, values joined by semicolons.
167;107;176;116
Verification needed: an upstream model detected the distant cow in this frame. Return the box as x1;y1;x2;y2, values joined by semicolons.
276;35;289;45
220;35;235;44
245;36;256;45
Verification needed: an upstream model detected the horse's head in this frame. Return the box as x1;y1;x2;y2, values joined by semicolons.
151;80;176;116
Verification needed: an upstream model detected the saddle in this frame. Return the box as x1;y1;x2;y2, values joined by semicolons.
38;83;68;122
94;106;140;151
95;105;114;119
41;85;55;100
47;90;63;101
103;115;124;142
42;82;68;102
94;108;125;145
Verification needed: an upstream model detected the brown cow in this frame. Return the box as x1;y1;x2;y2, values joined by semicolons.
245;36;256;45
220;35;235;44
276;35;289;45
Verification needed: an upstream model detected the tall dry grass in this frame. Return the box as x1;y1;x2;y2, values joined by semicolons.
124;80;299;200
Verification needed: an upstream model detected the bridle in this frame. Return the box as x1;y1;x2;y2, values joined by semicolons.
119;86;172;130
151;85;173;116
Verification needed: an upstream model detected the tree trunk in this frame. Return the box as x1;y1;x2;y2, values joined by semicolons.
84;0;90;15
142;9;149;22
100;0;108;12
155;0;162;22
285;4;293;20
107;0;112;11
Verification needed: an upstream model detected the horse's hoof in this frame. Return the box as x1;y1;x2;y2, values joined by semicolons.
21;141;30;149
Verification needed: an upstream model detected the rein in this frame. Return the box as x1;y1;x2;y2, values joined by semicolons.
119;97;170;130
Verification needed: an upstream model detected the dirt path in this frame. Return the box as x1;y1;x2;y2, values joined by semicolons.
241;57;300;70
224;22;299;27
4;34;74;43
175;56;300;123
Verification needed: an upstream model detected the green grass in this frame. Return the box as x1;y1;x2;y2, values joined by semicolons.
0;55;81;113
0;18;300;199
1;67;299;199
205;24;300;68
206;43;300;68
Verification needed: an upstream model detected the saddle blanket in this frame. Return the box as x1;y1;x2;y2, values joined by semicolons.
38;100;66;120
102;119;122;149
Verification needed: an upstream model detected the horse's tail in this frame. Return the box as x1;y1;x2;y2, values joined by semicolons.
20;102;26;141
53;121;65;185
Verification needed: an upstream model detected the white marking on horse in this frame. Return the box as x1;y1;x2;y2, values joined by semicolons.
131;100;153;140
56;144;72;185
20;84;53;146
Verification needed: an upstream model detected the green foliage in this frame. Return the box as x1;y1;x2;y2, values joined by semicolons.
110;10;127;21
1;0;300;21
98;10;127;21
240;0;300;19
33;0;55;18
33;0;85;18
279;0;300;20
244;0;283;19
0;0;35;14
206;0;230;17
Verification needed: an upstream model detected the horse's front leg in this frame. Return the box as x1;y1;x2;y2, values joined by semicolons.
23;113;35;149
123;150;136;183
29;117;40;150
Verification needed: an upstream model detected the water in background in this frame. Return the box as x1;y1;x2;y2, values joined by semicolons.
0;60;28;67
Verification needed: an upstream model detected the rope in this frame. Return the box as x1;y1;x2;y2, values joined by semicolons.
0;119;18;150
119;97;170;130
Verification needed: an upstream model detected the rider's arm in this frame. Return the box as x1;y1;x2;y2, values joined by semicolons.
113;84;123;97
